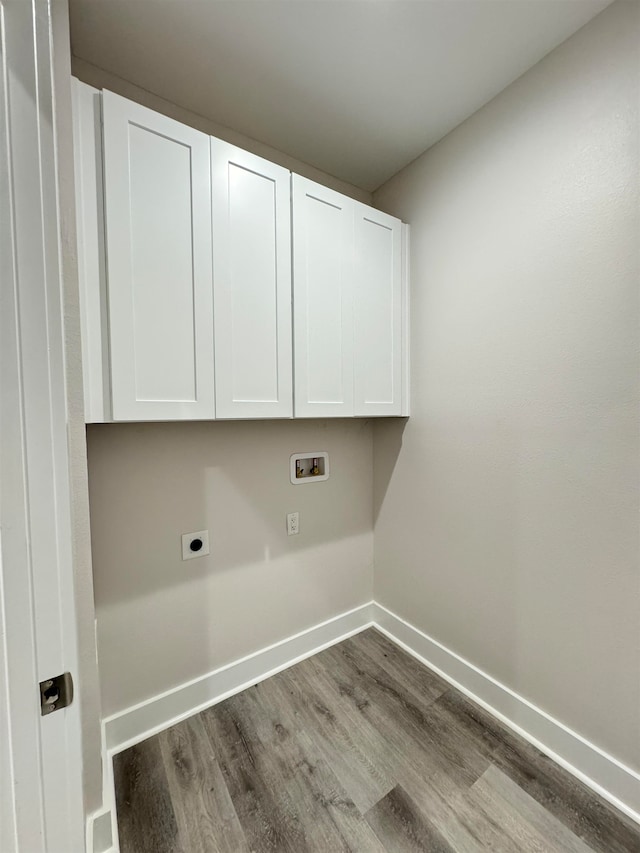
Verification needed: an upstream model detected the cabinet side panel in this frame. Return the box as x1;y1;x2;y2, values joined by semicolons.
71;80;110;422
401;223;410;417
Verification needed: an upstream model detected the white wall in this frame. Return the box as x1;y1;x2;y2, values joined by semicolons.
87;420;373;716
373;0;640;772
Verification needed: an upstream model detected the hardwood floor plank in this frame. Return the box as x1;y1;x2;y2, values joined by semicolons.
349;628;449;706
389;747;509;852
431;689;505;760
365;784;456;853
158;715;250;853
310;645;502;850
215;681;387;850
492;733;640;853
433;687;640;852
273;660;396;812
301;650;480;821
468;765;595;853
303;651;410;780
279;729;388;852
114;737;182;853
200;695;310;853
319;639;490;787
429;682;640;853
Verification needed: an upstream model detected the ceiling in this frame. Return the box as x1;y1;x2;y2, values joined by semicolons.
69;0;613;191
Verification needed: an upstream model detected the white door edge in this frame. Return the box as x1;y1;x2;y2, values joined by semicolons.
0;1;86;849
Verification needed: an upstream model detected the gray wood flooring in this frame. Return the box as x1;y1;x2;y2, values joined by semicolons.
114;629;640;852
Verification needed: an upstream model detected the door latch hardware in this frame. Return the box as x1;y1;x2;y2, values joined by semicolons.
39;672;73;715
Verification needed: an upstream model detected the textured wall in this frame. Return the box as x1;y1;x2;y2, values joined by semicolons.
373;0;640;770
87;420;374;716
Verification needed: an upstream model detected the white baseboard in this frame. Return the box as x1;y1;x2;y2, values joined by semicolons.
99;597;640;848
372;602;640;825
103;601;375;753
86;806;113;853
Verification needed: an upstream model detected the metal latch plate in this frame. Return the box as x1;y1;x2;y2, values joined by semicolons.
39;672;73;715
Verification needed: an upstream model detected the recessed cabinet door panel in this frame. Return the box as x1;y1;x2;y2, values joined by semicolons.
211;140;292;418
292;175;354;417
102;90;214;420
354;206;402;416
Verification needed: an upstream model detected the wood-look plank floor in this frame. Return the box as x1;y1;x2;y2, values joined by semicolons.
114;629;640;852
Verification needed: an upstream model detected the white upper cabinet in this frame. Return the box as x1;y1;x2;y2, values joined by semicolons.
102;90;215;420
353;204;403;416
72;81;409;423
211;140;292;418
292;175;355;417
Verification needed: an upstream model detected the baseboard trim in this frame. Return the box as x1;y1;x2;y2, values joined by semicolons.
372;602;640;824
103;601;375;754
86;806;113;853
101;598;640;838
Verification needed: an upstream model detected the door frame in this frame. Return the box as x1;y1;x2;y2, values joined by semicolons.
1;0;87;849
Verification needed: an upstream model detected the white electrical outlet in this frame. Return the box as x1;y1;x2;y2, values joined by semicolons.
287;512;299;536
181;530;210;560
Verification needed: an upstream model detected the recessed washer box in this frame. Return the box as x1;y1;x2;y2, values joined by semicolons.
290;452;329;484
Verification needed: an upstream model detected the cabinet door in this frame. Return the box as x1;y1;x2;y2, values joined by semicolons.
292;175;354;417
353;205;403;416
211;140;292;418
102;90;215;420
